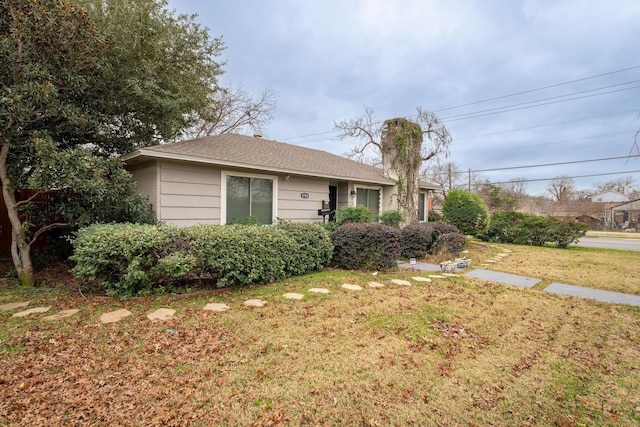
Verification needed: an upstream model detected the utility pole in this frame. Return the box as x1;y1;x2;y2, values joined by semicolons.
448;163;452;192
468;168;471;192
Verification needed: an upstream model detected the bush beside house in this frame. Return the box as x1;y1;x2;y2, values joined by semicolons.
71;222;333;297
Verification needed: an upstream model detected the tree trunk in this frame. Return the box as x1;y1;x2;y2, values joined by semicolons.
0;143;35;287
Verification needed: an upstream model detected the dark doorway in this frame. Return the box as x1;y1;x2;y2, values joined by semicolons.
329;185;337;222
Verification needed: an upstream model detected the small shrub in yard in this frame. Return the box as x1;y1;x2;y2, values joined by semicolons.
380;210;403;227
400;223;434;258
186;224;299;287
331;223;401;270
276;222;333;274
72;221;336;297
479;211;587;248
336;205;372;224
71;223;190;298
431;232;467;257
551;220;588;248
430;222;461;238
442;189;489;235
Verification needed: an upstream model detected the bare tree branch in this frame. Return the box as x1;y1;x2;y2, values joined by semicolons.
416;107;452;161
190;84;277;138
334;107;382;162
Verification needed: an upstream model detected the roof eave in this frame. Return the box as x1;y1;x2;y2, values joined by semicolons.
124;150;395;185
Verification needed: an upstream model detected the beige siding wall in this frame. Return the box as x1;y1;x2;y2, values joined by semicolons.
158;161;221;226
382;185;398;211
128;162;160;219
278;176;329;223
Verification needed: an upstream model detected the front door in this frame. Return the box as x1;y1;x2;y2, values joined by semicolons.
329;185;337;222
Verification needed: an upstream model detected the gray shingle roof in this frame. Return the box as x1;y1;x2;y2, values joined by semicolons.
122;134;440;189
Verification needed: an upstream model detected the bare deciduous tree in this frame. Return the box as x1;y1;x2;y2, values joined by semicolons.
421;161;464;206
335;107;452;223
547;176;576;202
190;85;277;138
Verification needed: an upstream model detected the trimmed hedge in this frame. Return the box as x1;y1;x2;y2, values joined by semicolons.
400;223;434;258
400;222;463;259
479;211;587;248
331;223;401;270
442;189;489;235
431;232;467;256
71;222;333;297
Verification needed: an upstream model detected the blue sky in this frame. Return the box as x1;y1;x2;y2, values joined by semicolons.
168;0;640;195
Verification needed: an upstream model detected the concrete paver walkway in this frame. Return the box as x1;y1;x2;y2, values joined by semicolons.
545;283;640;306
464;269;542;288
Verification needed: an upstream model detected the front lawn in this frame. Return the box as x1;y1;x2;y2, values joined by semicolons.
1;242;639;426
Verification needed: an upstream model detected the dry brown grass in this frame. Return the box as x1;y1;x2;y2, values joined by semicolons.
1;242;639;426
477;242;640;295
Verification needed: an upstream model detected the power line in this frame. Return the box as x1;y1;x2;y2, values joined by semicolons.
278;65;640;145
433;65;640;113
441;81;640;121
454;109;638;140
472;154;640;173
486;169;640;186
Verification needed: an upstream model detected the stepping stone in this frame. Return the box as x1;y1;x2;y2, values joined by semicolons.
42;309;79;321
496;253;508;257
442;273;459;277
342;284;363;291
503;249;512;253
391;279;412;286
464;269;541;289
244;299;267;307
428;275;445;279
412;277;432;282
485;259;497;263
283;293;304;300
309;288;330;294
12;307;50;318
480;264;490;267
368;281;385;288
147;308;176;321
1;301;30;312
100;308;132;324
203;303;230;312
545;283;640;306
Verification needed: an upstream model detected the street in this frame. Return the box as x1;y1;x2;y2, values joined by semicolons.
574;236;640;252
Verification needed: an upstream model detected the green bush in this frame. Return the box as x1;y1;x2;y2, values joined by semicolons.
275;222;333;274
551;220;588;248
400;223;434;258
331;223;401;270
479;212;587;248
71;221;336;297
71;223;190;298
479;211;527;243
442;189;489;235
380;210;403;227
427;210;442;222
336;205;372;224
185;224;299;287
430;222;461;238
431;232;467;256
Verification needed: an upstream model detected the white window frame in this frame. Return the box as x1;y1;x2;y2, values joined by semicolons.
221;171;278;225
418;192;428;222
354;185;382;214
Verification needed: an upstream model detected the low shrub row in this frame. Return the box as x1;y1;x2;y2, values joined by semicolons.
331;222;466;270
478;211;587;248
71;222;333;297
400;222;465;259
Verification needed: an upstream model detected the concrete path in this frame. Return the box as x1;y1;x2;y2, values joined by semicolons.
545;283;640;306
464;269;541;289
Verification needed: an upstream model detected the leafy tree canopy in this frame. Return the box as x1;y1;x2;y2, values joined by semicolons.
0;0;224;286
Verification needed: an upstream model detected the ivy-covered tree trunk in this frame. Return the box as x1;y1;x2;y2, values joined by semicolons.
381;118;424;224
0;144;34;287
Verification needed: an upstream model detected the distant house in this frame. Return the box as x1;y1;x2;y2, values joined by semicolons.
122;134;440;226
590;191;629;203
